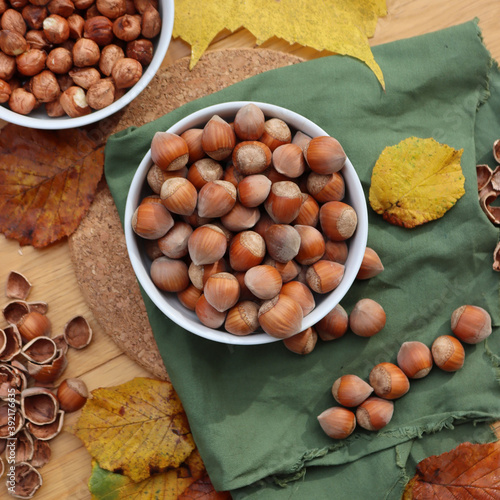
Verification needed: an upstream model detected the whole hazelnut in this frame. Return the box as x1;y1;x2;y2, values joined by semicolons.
31;69;60;102
0;78;11;103
43;14;70;43
69;66;100;88
85;4;99;19
45;96;65;116
111;56;141;88
96;0;126;19
47;0;75;18
83;15;113;45
67;13;84;38
72;37;100;67
98;43;123;75
28;0;51;6
2;9;27;35
22;5;48;30
0;0;7;15
56;72;73;91
10;0;29;6
125;0;135;14
133;0;157;15
0;51;16;80
126;38;152;65
141;4;160;38
59;85;91;116
46;46;72;73
73;0;94;9
25;30;52;51
113;13;141;41
86;77;114;109
9;87;37;114
16;48;47;76
0;30;29;56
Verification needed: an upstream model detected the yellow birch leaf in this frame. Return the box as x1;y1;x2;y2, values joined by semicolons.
74;377;195;483
369;137;465;228
173;0;387;88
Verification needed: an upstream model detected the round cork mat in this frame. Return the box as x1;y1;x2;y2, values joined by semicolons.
68;49;305;380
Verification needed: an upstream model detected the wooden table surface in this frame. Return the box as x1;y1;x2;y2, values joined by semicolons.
1;1;499;498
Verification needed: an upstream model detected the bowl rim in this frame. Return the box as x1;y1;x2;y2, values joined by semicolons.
0;0;174;130
124;101;368;345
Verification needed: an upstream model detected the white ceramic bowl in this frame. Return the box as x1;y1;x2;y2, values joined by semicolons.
0;0;174;130
125;101;368;345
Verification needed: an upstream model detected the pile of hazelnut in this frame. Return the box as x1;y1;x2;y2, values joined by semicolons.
132;103;366;341
0;271;91;498
0;0;162;117
317;304;493;439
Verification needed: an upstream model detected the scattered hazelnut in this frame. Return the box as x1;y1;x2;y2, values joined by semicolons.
125;37;152;65
111;56;141;88
22;5;48;30
72;37;100;67
83;15;114;45
42;14;70;44
86;77;114;109
31;69;60;102
45;46;72;74
69;66;100;89
16;48;47;76
140;4;160;38
59;85;91;117
98;43;124;75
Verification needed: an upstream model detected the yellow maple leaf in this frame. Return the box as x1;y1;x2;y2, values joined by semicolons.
74;377;195;483
173;0;387;87
369;137;465;228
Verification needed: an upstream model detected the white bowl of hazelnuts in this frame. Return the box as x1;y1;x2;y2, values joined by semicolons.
0;0;173;129
125;101;369;345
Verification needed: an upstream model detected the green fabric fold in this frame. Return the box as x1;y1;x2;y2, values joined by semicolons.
104;20;500;499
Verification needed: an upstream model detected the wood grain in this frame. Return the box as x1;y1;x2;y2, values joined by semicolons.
0;1;498;498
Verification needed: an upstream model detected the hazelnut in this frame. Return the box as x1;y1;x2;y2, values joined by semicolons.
450;305;492;344
113;13;141;41
201;115;236;161
356;247;384;280
59;85;91;117
356;397;394;431
431;335;465;372
57;378;88;412
244;265;282;300
96;0;126;18
45;97;65;116
195;294;227;329
0;78;11;102
9;88;36;115
125;0;135;14
31;69;60;102
86;77;114;109
304;136;346;175
47;0;75;18
0;30;28;56
83;15;113;45
99;43;124;75
224;301;260;336
260;118;291;151
317;407;356;440
204;272;240;312
56;72;73;91
85;3;99;18
188;224;227;266
28;0;51;6
25;30;51;51
73;0;94;9
233;102;265;141
141;4;160;38
46;46;72;73
133;0;157;15
306;260;345;294
160;177;197;216
332;374;373;407
2;9;27;35
72;37;100;67
67;13;84;38
258;294;303;339
150;256;189;293
69;66;100;88
111;56;141;88
369;362;410;400
0;0;6;14
16;48;47;76
22;5;48;30
397;341;433;379
349;298;386;337
314;304;349;340
229;230;266;272
283;327;318;355
0;51;16;80
43;14;70;44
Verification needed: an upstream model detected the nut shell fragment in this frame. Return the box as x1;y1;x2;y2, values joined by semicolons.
476;164;493;191
21;337;57;364
13;429;34;464
63;315;92;349
8;462;43;499
0;401;24;437
3;300;30;325
0;325;22;362
27;349;67;384
6;272;32;300
26;410;64;441
30;439;51;468
21;387;59;425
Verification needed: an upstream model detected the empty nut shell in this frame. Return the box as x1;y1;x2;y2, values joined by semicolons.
63;315;92;349
6;271;31;301
26;410;64;441
21;387;59;425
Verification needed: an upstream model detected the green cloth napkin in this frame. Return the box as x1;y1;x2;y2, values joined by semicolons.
104;21;500;499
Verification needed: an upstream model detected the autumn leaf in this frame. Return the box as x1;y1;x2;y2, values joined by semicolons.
74;377;195;483
173;0;387;87
179;474;232;500
369;137;465;228
0;124;104;248
88;449;207;499
403;441;500;499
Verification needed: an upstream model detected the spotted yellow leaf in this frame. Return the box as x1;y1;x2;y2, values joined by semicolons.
74;378;195;483
369;137;465;228
173;0;387;87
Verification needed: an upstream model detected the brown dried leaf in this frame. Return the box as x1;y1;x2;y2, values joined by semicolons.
178;473;232;500
403;441;500;499
0;124;104;247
